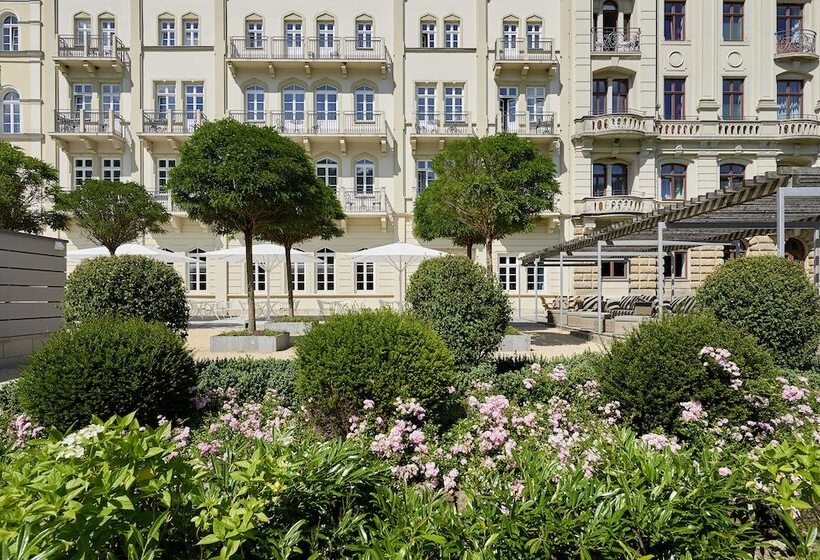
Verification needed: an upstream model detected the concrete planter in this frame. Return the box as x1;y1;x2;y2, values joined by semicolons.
210;332;291;353
498;334;532;352
263;321;316;335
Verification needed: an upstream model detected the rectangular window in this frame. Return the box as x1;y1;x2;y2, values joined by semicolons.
444;85;464;123
777;4;803;38
417;160;435;196
664;1;686;41
526;87;546;121
73;83;92;113
527;23;542;50
101;84;120;114
723;2;743;41
155;83;176;115
157;159;176;194
612;79;628;113
611;164;628;196
99;19;116;55
661;164;687;200
593;163;607;197
526;266;545;291
246;21;263;48
663;251;687;279
102;158;121;181
421;22;436;48
356;21;373;49
777;79;803;119
722;78;744;119
73;158;93;189
355;261;375;291
592;79;607;115
316;251;335;291
253;265;266;292
160;19;176;46
444;22;460;48
183;19;199;46
188;252;207;291
75;18;91;45
601;261;628;279
664;78;685;119
292;262;306;292
416;85;436;121
184;83;204;119
498;256;518;291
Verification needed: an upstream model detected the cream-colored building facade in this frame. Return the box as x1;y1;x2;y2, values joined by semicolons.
0;0;817;316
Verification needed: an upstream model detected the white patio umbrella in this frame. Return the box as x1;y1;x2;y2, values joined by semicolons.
67;243;195;263
347;242;446;309
202;243;319;320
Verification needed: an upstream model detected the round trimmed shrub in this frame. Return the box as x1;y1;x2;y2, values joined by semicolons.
63;255;189;336
295;308;457;434
197;357;296;406
17;317;197;431
596;312;778;436
696;255;820;369
405;256;511;368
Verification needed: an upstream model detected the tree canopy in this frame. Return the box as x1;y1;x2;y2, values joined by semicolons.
0;142;67;234
55;179;169;254
413;184;484;259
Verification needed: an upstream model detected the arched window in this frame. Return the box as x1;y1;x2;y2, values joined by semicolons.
282;84;305;127
314;85;338;129
354;85;375;122
2;91;20;133
316;248;335;291
355;159;375;196
660;163;687;201
245;85;265;123
719;163;746;189
2;15;18;51
187;248;207;291
316;158;338;192
786;238;807;262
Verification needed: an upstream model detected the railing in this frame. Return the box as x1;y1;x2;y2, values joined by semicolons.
228;36;389;62
54;110;124;136
577;196;656;216
151;192;184;213
775;29;817;56
495;38;555;61
654;118;701;137
591;28;641;53
717;119;760;136
341;189;387;213
576;112;649;135
228;110;386;135
56;34;128;64
779;115;820;137
497;112;556;135
413;113;472;135
141;110;207;134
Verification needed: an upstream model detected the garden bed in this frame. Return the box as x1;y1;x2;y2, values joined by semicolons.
210;330;291;353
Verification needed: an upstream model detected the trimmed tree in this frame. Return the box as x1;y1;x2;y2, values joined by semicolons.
168;119;320;331
413;183;484;259
423;133;559;273
257;183;345;317
0;141;68;234
56;179;169;254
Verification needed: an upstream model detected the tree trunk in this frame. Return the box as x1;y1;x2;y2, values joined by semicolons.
106;244;116;255
466;241;473;260
284;241;295;317
485;236;494;276
244;231;257;332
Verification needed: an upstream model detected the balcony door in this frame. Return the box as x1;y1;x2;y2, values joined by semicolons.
502;23;518;57
99;19;115;56
416;86;436;132
499;87;518;132
317;21;335;58
283;85;305;132
314;85;338;132
777;4;803;40
285;21;303;58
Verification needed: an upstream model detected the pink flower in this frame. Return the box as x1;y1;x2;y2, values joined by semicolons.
680;401;705;423
550;364;568;382
522;378;535;389
443;468;459;491
641;433;681;452
530;362;543;374
363;399;375;410
446;386;456;394
718;467;732;477
510;479;524;498
783;385;806;402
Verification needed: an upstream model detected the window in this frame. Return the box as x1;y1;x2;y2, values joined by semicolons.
526;87;546;121
660;163;687;200
526;265;545;291
417;85;436;120
355;159;375;195
663;251;687;279
73;158;93;189
601;261;628;279
157;158;176;194
316;158;338;193
777;4;803;39
283;84;305;121
187;249;207;291
527;22;542;50
102;158;121;181
722;78;744;119
253;264;266;292
592;79;607;115
498;256;518;291
444;21;460;48
245;85;265;122
664;78;685;119
611;163;628;196
355;257;375;292
664;1;685;41
502;22;518;49
99;19;116;54
73;83;92;113
356;21;373;49
2;15;18;51
160;18;176;46
723;2;743;41
777;79;803;119
314;84;338;127
593;163;629;197
723;240;746;261
291;261;306;291
417;160;435;195
101;84;120;114
75;17;91;45
355;86;375;122
421;21;436;48
444;85;464;122
184;83;204;119
719;163;745;188
316;248;335;291
246;20;263;48
285;20;303;55
317;20;335;55
593;163;607;197
183;18;199;46
155;83;176;115
2;91;20;133
612;79;628;113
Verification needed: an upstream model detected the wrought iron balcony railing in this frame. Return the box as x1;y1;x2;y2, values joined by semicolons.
56;34;128;64
497;112;556;135
229;36;390;62
227;110;387;135
141;110;207;134
413;113;473;135
775;29;817;57
495;38;555;61
54;110;124;136
591;28;641;53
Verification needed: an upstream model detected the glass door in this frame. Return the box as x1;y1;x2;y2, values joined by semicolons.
317;21;335;58
314;85;338;132
285;21;303;58
502;23;518;58
283;85;305;132
499;87;518;132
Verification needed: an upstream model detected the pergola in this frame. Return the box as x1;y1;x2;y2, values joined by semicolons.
523;167;820;334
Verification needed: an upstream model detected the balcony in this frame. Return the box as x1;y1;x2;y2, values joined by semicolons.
50;110;126;151
778;116;820;141
340;188;391;216
410;113;474;152
138;110;207;150
575;195;657;217
574;111;652;141
227;36;391;78
493;38;556;77
774;30;819;61
654;116;820;143
54;35;128;74
497;113;557;141
591;28;641;55
151;192;185;215
654;118;702;138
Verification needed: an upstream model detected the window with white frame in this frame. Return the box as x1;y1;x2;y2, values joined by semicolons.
73;83;92;114
102;158;121;181
444;21;460;48
101;84;120;114
421;21;436;48
416;85;436;121
444;85;464;123
355;86;375;122
185;83;204;119
526;265;545;291
187;248;207;291
75;17;91;45
291;260;306;292
2;15;19;51
526;87;546;121
316;158;338;193
253;264;266;292
183;18;199;46
527;21;543;49
355;258;375;291
73;158;93;189
498;256;518;291
356;20;373;49
159;18;176;46
245;85;265;122
316;248;335;291
355;159;375;196
317;20;335;53
502;22;518;49
2;91;20;133
416;159;435;196
155;83;176;115
285;20;303;54
246;20;263;48
157;158;176;194
283;84;305;121
99;19;115;54
663;251;687;279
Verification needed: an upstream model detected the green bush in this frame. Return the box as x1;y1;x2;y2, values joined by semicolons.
597;312;778;436
0;381;20;415
405;256;511;368
63;255;189;336
197;357;296;407
295;309;457;434
696;255;820;369
16;318;196;431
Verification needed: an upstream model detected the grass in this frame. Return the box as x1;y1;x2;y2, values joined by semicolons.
264;316;321;323
217;329;284;337
505;326;521;335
